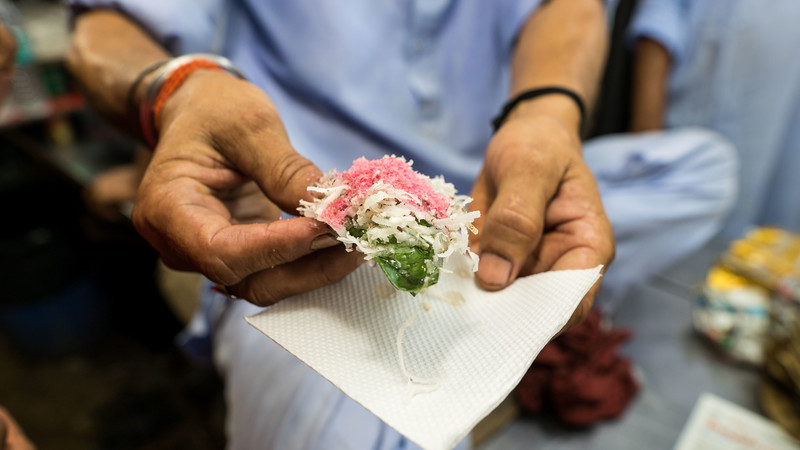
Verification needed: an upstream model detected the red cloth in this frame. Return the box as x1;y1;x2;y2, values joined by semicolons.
516;309;639;427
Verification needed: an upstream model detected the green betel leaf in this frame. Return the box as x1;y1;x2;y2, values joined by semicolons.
375;245;439;294
347;225;366;238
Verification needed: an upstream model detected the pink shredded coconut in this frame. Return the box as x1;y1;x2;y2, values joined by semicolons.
318;198;350;229
320;157;450;230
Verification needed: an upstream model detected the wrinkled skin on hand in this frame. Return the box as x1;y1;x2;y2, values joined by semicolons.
470;114;615;331
132;70;362;306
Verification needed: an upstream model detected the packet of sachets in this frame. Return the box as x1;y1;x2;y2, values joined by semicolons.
299;156;480;294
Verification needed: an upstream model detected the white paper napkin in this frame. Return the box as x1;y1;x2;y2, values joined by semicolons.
246;255;602;450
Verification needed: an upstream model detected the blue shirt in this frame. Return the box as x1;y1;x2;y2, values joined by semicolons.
628;0;800;237
72;0;541;195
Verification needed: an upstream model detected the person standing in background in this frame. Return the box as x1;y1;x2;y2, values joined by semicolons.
628;0;800;239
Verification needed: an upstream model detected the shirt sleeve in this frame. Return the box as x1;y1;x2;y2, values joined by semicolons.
68;0;223;55
627;0;690;61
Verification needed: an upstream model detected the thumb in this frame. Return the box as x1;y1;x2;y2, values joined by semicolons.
237;124;322;214
201;84;325;214
475;176;549;290
244;144;323;215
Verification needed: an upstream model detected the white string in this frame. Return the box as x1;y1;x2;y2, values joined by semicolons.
396;309;441;402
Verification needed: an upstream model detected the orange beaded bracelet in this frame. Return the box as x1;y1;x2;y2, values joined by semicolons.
151;60;223;131
138;54;245;148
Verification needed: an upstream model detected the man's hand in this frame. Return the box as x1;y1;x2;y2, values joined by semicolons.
133;70;362;306
470;110;614;330
470;0;611;330
68;11;361;307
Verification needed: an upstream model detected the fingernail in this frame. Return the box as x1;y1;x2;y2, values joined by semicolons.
310;233;340;251
478;253;512;287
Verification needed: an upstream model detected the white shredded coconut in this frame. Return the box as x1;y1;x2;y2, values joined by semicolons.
298;157;480;275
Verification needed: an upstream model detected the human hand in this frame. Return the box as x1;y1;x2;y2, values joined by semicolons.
0;407;35;450
470;111;614;330
133;70;362;306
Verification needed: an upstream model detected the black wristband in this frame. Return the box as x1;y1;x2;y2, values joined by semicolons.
126;59;170;132
491;86;586;133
